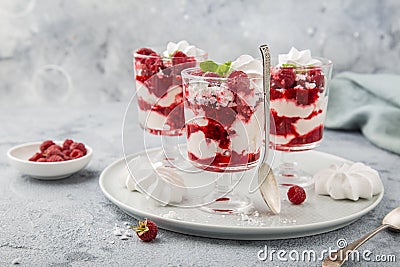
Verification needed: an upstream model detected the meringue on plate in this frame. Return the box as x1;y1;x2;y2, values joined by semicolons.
125;156;186;206
314;162;383;201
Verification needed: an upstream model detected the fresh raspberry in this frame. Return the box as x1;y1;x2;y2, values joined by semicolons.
63;139;74;150
135;48;164;78
190;69;205;76
203;72;222;86
235;97;254;123
287;185;306;205
145;53;164;73
272;67;296;89
70;149;84;159
306;68;324;88
295;88;319;105
37;158;48;162
171;51;190;65
135;48;158;64
270;88;284;100
40;140;55;152
227;70;250;93
29;152;43;162
46;144;62;152
45;148;64;158
70;142;87;155
47;155;64;162
131;219;158;242
62;149;71;156
136;47;157;56
144;74;173;99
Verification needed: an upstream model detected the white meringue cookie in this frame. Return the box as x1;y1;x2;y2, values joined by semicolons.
314;162;383;201
278;47;322;67
125;157;186;206
163;40;206;58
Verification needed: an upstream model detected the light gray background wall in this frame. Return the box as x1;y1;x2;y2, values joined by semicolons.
1;0;399;105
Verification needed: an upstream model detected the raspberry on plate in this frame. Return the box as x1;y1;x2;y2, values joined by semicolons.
287;185;306;205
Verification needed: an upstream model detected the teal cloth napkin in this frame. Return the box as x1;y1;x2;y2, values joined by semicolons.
325;72;400;154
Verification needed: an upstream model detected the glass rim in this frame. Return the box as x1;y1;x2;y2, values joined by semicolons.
272;56;333;69
133;50;208;60
181;67;263;81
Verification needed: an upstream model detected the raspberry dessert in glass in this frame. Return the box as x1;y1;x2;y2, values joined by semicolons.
182;55;264;213
270;47;333;188
134;40;207;136
133;40;207;169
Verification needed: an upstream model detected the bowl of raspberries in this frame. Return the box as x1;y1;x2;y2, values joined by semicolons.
7;139;92;180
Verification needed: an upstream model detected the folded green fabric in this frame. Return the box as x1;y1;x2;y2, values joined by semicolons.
325;72;400;154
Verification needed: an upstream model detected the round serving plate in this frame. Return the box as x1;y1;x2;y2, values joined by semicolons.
99;146;383;240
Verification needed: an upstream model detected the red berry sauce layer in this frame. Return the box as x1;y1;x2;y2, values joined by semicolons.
134;48;201;136
270;66;327;151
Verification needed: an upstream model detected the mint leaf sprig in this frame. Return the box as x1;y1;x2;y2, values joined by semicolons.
200;60;232;77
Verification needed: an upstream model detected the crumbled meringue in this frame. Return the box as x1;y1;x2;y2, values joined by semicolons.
125;156;186;205
278;47;322;67
163;40;206;58
314;162;383;201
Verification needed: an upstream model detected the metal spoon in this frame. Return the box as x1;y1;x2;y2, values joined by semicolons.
322;206;400;267
258;45;280;214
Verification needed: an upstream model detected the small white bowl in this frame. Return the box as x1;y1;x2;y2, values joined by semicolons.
7;141;93;180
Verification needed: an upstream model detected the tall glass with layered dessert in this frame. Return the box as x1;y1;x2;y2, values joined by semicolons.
133;41;207;168
269;47;333;188
182;56;264;213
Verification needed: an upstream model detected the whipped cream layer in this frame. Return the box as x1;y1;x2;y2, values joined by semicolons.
278;47;322;67
314;162;383;201
271;95;328;145
231;55;263;78
136;80;184;134
163;40;206;58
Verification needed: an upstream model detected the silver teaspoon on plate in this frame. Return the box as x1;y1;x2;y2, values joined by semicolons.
322;206;400;267
258;45;280;214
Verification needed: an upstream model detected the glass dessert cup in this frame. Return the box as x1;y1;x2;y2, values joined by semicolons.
270;57;333;188
133;49;207;171
182;67;264;214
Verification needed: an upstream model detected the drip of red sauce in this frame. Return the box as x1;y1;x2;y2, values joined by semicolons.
215;197;230;202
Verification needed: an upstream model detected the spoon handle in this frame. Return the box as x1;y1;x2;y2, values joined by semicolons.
322;224;390;267
259;45;271;164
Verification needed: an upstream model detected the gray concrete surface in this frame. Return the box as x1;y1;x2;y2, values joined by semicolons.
0;103;399;266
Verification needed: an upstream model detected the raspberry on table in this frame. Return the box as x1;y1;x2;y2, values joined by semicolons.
287;185;306;205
